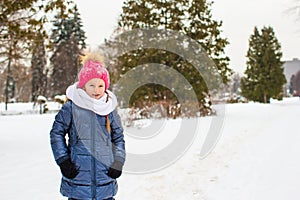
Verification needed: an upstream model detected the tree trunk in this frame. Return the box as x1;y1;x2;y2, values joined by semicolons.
264;93;267;103
5;57;12;111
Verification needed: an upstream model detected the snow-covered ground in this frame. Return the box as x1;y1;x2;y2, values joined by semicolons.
1;97;300;200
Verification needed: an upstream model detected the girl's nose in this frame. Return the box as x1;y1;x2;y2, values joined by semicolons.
95;87;101;92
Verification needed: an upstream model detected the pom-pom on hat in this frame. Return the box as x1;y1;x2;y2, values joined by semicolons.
77;55;110;90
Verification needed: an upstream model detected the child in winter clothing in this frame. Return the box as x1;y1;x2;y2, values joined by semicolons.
50;53;126;200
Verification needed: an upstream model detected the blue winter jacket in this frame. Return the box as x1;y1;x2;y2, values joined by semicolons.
50;101;126;200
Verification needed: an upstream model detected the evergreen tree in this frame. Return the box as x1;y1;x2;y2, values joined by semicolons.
185;0;230;82
241;26;286;103
105;0;229;116
31;32;47;102
183;0;230;111
49;4;86;97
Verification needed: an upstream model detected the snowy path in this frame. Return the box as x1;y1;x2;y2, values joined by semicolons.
0;98;300;199
203;100;300;200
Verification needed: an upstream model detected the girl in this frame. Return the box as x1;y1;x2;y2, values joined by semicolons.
50;53;126;200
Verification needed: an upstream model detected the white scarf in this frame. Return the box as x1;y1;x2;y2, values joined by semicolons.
66;82;117;115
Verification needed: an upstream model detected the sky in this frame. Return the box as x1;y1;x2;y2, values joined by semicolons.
73;0;300;74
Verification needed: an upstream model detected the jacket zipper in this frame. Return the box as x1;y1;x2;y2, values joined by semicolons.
91;114;96;199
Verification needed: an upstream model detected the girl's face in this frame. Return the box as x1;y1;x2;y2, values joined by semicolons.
83;78;105;99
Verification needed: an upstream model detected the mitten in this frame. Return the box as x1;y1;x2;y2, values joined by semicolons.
59;158;79;179
108;160;123;179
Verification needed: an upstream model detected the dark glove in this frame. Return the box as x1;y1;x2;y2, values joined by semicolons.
59;158;79;179
108;160;123;179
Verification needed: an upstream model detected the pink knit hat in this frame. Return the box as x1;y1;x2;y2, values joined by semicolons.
77;60;110;90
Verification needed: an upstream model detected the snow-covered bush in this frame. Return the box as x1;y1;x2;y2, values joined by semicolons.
54;95;66;105
37;95;48;114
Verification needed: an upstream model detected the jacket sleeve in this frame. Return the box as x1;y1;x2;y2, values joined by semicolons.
109;109;126;164
50;101;72;165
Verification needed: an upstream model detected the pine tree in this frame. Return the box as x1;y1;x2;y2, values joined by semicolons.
31;33;47;102
183;0;231;111
49;4;86;97
105;0;229;116
241;26;286;103
185;0;230;82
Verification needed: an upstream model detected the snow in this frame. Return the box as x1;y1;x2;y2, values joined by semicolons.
37;95;47;103
1;97;300;199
